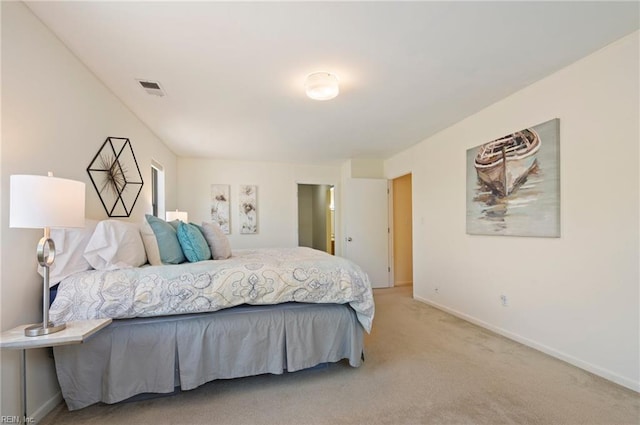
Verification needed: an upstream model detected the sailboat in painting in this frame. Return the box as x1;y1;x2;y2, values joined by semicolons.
474;128;541;197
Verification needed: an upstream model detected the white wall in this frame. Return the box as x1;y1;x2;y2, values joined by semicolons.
349;159;384;179
297;184;331;252
0;2;177;418
385;32;639;391
177;158;342;252
297;185;314;248
311;185;330;252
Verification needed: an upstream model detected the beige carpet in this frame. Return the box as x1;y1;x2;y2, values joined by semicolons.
42;287;639;425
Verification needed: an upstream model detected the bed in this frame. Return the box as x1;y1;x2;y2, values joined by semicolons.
48;242;375;410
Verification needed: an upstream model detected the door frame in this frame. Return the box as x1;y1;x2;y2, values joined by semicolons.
388;180;395;287
388;173;413;288
295;182;339;255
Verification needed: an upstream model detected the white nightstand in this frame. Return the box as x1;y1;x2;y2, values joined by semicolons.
0;318;112;422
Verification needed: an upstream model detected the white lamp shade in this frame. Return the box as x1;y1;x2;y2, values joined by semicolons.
166;210;188;222
10;175;85;229
305;72;339;100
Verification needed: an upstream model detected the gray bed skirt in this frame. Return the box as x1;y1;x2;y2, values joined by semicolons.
53;303;365;410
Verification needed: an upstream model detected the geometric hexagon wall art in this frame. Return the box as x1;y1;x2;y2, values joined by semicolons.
87;137;144;217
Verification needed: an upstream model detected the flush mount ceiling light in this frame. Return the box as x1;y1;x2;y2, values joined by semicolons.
305;72;339;101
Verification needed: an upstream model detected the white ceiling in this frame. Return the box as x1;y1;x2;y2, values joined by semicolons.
25;1;639;165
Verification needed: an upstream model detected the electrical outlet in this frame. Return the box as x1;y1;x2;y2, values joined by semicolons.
500;294;508;306
434;287;439;294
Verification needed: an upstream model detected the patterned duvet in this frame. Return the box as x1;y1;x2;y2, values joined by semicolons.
49;247;375;332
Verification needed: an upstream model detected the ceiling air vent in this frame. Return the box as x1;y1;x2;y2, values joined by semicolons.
136;79;165;97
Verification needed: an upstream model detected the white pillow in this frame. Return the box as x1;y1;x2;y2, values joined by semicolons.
84;220;147;270
201;221;232;260
39;219;99;286
140;218;162;265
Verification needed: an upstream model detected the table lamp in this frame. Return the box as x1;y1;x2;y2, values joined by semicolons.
9;173;85;337
166;209;188;222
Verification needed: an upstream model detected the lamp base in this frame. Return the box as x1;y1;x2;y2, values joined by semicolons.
24;322;66;337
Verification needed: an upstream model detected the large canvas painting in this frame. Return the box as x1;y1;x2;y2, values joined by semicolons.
466;118;560;237
211;184;230;234
239;185;258;234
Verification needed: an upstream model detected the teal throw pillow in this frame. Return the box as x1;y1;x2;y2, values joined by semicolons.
145;214;186;264
177;222;212;262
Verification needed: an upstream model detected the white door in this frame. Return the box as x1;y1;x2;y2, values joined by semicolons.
343;178;390;288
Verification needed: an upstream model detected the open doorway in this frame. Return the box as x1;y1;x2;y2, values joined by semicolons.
297;184;335;255
391;174;413;287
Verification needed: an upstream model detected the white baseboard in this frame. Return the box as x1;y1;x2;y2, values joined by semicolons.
414;295;640;393
32;391;62;422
